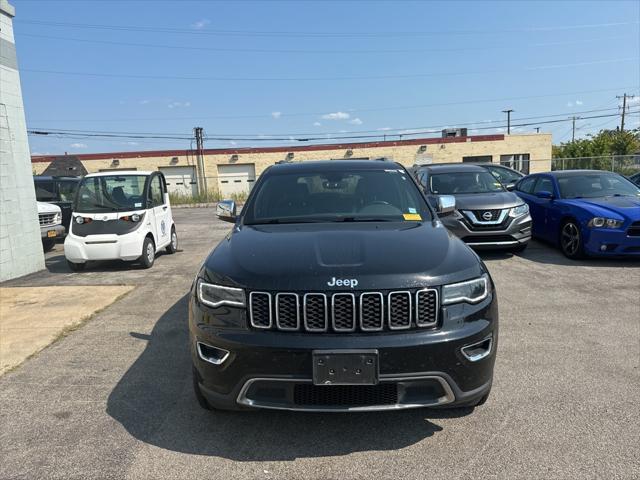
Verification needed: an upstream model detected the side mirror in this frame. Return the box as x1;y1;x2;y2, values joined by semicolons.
216;200;237;223
437;195;456;215
535;190;553;200
505;183;516;192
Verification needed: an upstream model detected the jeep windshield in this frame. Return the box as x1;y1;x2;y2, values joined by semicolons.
243;168;432;225
429;171;505;194
558;172;640;199
75;175;148;213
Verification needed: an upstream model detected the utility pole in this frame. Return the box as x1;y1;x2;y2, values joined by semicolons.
571;116;578;142
502;109;514;134
194;127;206;196
535;127;540;133
616;93;635;132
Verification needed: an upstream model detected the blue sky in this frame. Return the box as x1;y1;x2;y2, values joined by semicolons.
12;0;640;155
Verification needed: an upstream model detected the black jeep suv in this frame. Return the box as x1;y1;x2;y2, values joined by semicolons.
189;160;497;412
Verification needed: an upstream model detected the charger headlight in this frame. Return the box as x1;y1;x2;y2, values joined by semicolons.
197;280;245;308
588;217;623;229
442;274;491;305
509;203;529;218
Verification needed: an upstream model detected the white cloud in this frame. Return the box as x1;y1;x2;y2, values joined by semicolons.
313;121;322;126
191;19;211;30
229;141;237;146
575;100;583;106
168;101;191;109
349;118;363;125
567;101;574;107
377;127;392;131
139;99;150;105
321;111;350;120
69;143;87;149
271;111;282;119
124;141;139;146
621;96;640;107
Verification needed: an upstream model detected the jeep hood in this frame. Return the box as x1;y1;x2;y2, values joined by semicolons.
202;221;484;291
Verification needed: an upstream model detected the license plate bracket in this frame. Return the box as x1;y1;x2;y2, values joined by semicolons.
312;349;379;385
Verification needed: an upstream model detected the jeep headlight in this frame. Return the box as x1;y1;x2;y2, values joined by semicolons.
588;217;623;229
442;274;491;305
509;203;529;218
197;280;245;308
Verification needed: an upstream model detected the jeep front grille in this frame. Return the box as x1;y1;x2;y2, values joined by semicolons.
248;289;439;333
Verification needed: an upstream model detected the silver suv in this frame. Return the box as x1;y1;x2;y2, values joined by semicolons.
414;164;531;251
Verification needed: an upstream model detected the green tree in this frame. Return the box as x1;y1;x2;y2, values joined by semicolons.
553;128;640;173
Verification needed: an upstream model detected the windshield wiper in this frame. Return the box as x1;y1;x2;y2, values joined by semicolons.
337;217;396;222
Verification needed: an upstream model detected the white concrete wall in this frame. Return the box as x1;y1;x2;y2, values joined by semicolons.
0;1;45;281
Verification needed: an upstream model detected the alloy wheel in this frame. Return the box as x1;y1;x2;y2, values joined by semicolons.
561;222;580;256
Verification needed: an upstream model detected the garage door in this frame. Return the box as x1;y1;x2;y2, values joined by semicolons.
160;166;197;197
217;164;256;197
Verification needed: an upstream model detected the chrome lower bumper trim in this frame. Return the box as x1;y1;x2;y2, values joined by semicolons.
236;374;456;412
465;240;523;246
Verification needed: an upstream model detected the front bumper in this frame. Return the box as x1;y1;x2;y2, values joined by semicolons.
190;294;498;411
40;224;65;239
442;214;531;249
583;228;640;257
63;230;144;263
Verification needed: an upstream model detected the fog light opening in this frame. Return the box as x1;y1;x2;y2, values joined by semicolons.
461;335;493;362
196;342;230;365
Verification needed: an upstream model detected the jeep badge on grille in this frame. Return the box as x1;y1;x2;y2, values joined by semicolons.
327;277;359;288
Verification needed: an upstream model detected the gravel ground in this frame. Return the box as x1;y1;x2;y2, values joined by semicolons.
1;207;638;480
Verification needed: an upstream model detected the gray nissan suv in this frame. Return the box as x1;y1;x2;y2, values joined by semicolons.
414;164;532;251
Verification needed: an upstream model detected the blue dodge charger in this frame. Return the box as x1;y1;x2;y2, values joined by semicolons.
514;170;640;258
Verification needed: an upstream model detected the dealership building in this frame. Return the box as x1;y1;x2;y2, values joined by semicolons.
31;132;552;198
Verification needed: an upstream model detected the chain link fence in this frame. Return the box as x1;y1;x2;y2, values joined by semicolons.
545;155;640;176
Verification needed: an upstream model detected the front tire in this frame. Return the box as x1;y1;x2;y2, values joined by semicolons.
42;238;56;252
67;260;85;272
140;237;155;268
560;220;584;259
166;227;178;254
192;366;212;410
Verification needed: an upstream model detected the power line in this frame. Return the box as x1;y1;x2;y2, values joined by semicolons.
28;110;639;143
28;87;638;123
28;107;624;139
15;19;639;38
16;32;638;55
20;58;637;82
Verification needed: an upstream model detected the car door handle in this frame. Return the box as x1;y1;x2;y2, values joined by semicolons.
162;206;168;210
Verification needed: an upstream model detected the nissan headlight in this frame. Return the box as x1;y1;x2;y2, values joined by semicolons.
442;274;491;305
509;203;529;218
588;217;623;229
197;280;245;308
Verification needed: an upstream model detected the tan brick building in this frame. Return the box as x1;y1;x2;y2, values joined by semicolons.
32;133;551;198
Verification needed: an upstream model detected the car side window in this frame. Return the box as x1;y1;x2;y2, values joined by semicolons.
532;177;554;195
516;176;536;194
148;175;164;207
417;171;428;189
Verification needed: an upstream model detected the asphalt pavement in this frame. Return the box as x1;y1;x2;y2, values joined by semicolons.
1;208;638;479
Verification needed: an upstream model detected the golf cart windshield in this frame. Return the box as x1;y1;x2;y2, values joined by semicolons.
75;175;148;212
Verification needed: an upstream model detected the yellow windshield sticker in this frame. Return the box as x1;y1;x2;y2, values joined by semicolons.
403;213;422;221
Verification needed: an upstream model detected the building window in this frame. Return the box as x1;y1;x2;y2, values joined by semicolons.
500;154;530;174
462;155;492;163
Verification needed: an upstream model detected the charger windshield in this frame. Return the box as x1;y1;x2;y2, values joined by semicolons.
430;171;504;194
75;175;148;212
244;168;431;224
558;172;640;199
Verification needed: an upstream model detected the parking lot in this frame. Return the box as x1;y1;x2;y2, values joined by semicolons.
1;207;639;479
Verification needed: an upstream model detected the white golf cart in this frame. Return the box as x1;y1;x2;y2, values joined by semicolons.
64;171;178;271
